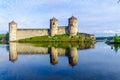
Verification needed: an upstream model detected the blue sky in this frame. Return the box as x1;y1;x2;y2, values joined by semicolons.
0;0;120;36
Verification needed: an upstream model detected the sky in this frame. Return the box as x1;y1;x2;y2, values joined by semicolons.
0;0;120;36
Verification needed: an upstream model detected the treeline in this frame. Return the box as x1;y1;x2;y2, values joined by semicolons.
0;33;9;43
96;36;113;41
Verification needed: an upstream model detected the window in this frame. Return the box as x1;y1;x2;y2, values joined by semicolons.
53;22;55;25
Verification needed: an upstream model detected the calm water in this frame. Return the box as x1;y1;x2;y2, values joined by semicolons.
0;42;120;80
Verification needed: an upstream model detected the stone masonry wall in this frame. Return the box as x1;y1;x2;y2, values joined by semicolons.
16;29;49;40
9;16;79;41
57;26;68;35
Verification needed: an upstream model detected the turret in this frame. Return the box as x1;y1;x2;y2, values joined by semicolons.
50;17;58;36
68;16;78;36
9;21;17;41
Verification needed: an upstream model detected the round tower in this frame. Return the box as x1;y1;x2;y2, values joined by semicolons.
50;17;58;36
68;16;78;36
9;21;17;42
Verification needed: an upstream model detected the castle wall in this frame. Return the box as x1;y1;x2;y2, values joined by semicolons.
16;29;49;40
9;16;79;41
57;26;68;35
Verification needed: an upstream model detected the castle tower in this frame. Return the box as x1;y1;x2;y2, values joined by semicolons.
50;17;58;36
9;21;17;41
68;16;78;36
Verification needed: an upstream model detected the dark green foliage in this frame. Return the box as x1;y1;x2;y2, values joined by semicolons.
0;33;9;43
5;32;9;42
110;44;120;53
0;34;5;41
114;34;120;42
96;37;113;41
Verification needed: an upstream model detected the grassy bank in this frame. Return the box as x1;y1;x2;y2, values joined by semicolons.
18;34;95;43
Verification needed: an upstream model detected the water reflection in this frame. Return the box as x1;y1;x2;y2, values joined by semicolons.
9;43;18;62
68;47;78;66
108;44;120;53
9;42;95;66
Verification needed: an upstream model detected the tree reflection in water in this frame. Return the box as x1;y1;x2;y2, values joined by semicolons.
107;44;120;53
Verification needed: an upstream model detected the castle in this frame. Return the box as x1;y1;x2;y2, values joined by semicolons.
9;16;78;41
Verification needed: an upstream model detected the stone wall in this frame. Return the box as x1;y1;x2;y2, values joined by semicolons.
9;16;79;41
16;26;68;40
57;26;68;35
16;29;49;40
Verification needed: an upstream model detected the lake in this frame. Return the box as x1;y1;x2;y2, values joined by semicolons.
0;42;120;80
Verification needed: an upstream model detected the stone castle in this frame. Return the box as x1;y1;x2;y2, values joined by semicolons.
9;16;78;41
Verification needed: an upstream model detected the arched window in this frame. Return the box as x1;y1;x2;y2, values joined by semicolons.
53;22;55;25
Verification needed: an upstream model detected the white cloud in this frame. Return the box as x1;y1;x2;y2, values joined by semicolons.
103;30;120;34
0;0;120;34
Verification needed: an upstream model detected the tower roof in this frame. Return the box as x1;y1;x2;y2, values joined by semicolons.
9;21;17;24
50;17;58;21
69;16;77;20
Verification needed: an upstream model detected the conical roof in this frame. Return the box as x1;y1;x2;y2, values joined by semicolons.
50;17;58;21
9;21;17;24
69;16;77;20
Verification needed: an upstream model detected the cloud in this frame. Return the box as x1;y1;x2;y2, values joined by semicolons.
0;0;120;34
103;30;120;34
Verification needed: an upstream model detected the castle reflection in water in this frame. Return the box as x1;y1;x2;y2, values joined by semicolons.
9;42;95;66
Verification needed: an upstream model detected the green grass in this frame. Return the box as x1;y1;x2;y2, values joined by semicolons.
18;34;95;43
